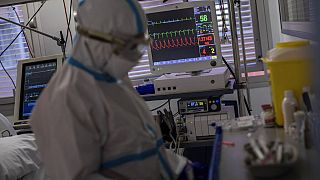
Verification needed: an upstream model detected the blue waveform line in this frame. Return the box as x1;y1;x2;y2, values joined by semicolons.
25;69;56;76
27;84;47;89
27;102;36;107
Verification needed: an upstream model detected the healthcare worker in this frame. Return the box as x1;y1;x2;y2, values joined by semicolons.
31;0;189;179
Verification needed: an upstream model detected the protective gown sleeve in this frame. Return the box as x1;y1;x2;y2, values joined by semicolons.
31;86;109;180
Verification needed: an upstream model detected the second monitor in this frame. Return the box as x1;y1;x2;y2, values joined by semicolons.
146;1;222;75
13;55;63;128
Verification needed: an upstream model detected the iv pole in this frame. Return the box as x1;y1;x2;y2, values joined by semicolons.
0;16;66;61
227;0;246;116
236;0;252;111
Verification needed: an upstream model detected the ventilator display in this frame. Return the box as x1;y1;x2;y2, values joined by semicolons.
147;5;218;65
20;60;57;120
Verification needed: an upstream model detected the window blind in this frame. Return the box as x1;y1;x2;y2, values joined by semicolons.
0;5;30;98
129;0;258;80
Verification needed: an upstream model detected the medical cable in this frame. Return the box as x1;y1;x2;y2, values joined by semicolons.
244;96;251;115
169;129;177;151
173;112;179;117
65;0;73;46
0;1;47;89
62;0;73;46
1;130;12;137
164;109;177;150
11;6;34;58
169;133;177;150
222;56;252;115
219;0;230;44
169;141;174;150
158;109;177;150
168;99;172;112
174;135;181;154
150;100;169;111
222;56;236;82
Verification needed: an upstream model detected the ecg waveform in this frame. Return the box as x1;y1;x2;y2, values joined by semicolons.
151;37;197;50
148;17;195;26
150;29;196;39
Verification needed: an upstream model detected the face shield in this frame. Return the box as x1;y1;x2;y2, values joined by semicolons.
76;25;150;61
72;0;148;80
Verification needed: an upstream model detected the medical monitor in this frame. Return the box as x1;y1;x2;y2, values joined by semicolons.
146;1;222;75
13;55;63;123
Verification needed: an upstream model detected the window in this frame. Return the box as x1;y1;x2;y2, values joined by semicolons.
279;0;314;39
0;5;30;98
129;0;262;80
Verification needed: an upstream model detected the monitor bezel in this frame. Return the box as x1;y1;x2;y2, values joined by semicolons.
145;1;222;75
13;55;63;124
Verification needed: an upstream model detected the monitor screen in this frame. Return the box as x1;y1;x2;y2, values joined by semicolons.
147;5;218;67
19;59;57;120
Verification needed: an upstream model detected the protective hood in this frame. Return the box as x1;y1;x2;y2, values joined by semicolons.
72;0;147;80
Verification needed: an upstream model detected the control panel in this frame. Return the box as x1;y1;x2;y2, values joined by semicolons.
178;96;221;115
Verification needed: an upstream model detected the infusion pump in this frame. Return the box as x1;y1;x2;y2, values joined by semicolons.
178;97;235;141
178;97;221;115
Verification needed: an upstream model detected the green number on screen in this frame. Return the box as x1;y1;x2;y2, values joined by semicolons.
200;15;208;22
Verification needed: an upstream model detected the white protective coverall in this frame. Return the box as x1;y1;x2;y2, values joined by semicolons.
30;0;188;180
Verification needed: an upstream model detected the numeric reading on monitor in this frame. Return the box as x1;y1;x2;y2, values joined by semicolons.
20;60;57;120
147;6;217;66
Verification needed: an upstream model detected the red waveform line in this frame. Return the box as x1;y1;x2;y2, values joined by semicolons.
151;37;197;50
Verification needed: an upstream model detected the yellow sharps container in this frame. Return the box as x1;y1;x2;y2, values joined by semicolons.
263;41;312;126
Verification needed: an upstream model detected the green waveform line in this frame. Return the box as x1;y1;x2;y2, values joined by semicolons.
150;29;196;39
148;17;194;26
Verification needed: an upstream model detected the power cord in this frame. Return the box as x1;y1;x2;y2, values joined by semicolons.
222;56;252;115
11;6;35;58
62;0;73;46
0;56;16;89
219;0;231;44
65;0;73;46
150;100;169;111
244;96;251;115
173;111;179;117
1;130;12;137
222;56;236;81
0;1;47;89
168;99;172;112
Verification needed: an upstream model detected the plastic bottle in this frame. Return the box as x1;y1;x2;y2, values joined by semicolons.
260;104;276;128
293;111;305;141
282;90;298;133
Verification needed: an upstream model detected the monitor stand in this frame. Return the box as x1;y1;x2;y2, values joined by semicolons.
174;69;212;77
154;67;230;95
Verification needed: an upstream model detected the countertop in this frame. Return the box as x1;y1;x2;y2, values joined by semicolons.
219;128;319;180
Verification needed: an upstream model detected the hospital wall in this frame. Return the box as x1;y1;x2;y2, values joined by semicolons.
30;1;275;116
0;0;287;129
267;0;307;42
24;0;76;57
